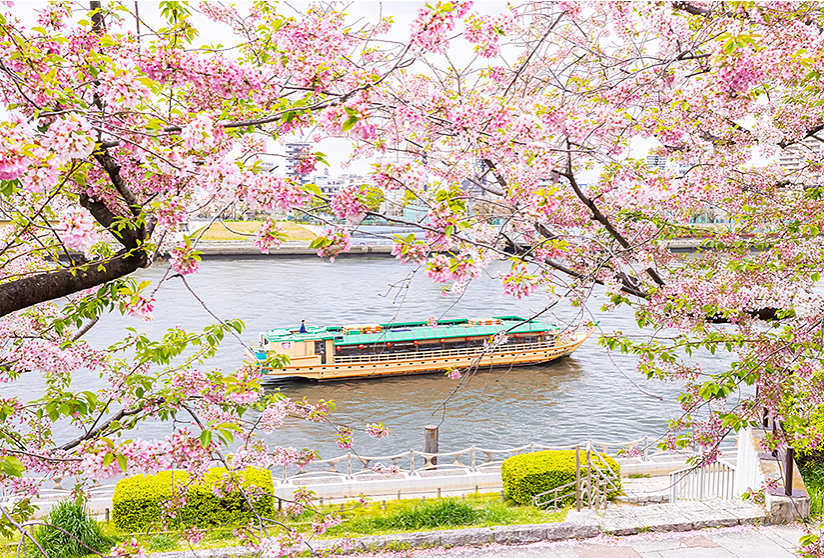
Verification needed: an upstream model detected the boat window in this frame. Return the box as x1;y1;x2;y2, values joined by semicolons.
314;340;326;364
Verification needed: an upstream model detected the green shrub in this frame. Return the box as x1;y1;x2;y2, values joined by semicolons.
112;467;273;532
501;450;621;506
33;499;112;558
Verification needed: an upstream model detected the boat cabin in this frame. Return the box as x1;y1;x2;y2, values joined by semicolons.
257;317;558;366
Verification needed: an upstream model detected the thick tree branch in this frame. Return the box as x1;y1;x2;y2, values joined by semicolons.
481;158;509;192
78;192;140;250
672;1;711;16
778;124;824;149
0;249;145;318
92;149;143;219
530;225;652;299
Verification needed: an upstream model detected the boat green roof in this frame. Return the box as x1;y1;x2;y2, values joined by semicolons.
261;317;559;345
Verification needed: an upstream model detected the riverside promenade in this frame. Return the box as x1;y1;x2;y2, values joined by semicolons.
406;523;805;558
152;503;797;558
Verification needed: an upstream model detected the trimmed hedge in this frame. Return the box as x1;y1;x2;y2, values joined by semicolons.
112;467;274;532
501;450;621;506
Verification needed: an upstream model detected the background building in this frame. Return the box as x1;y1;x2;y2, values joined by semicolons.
285;141;311;186
779;137;821;173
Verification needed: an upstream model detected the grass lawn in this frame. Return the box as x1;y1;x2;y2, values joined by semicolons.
2;494;567;557
193;221;317;242
800;460;824;517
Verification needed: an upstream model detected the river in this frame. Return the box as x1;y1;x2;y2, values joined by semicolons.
11;256;733;461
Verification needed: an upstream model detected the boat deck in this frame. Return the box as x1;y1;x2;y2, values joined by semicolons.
250;331;592;382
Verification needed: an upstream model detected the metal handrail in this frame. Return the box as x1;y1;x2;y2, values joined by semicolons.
273;436;725;483
29;436;737;494
532;441;621;511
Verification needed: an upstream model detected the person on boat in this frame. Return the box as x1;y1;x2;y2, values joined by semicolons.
299;320;307;333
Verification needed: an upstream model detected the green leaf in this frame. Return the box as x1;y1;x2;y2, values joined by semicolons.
309;237;331;249
800;533;819;546
0;179;20;197
303;183;322;197
116;454;128;472
200;430;212;448
217;429;234;445
0;457;24;477
103;453;114;468
341;115;359;132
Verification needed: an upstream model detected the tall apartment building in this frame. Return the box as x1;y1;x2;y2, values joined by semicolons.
645;154;693;176
646;155;669;171
313;169;340;196
285;141;311;185
778;137;821;172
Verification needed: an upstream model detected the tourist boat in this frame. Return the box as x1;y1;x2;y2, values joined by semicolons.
247;316;592;381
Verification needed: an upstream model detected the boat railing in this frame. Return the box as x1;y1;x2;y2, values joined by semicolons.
272;435;734;483
332;340;560;365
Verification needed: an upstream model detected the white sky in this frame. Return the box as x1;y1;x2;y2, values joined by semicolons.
17;2;770;181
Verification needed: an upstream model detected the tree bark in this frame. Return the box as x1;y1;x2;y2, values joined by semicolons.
0;250;145;318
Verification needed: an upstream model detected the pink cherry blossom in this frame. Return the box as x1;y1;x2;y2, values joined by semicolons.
169;242;200;275
253;218;287;254
57;206;99;252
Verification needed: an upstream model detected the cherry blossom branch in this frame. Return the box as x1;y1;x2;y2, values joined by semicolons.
56;403;150;452
0;505;47;558
560;150;666;287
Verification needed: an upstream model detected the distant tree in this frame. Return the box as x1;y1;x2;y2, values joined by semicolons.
362;185;385;213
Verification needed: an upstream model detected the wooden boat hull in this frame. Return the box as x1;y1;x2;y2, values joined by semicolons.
249;330;592;382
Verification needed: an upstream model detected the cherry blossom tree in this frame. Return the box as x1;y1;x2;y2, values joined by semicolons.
4;0;824;555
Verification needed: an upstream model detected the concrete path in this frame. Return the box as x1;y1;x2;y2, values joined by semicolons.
303;500;772;557
394;524;805;558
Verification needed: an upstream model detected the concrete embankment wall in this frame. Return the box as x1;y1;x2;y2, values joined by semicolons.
193;241;393;259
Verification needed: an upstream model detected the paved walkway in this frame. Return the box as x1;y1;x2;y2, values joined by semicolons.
303;500;774;557
389;524;805;558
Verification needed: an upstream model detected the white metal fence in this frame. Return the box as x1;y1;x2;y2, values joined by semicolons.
33;435;735;500
272;434;718;483
669;459;737;501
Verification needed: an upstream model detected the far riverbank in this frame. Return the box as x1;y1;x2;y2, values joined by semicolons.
191;237;715;258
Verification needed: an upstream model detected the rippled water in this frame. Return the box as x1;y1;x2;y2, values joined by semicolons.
11;257;735;459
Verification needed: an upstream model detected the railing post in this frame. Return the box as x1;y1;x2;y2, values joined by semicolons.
771;416;779;459
575;445;581;512
587;448;592;509
425;425;439;468
785;447;795;497
347;453;352;478
669;472;677;503
471;446;476;471
644;436;649;461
